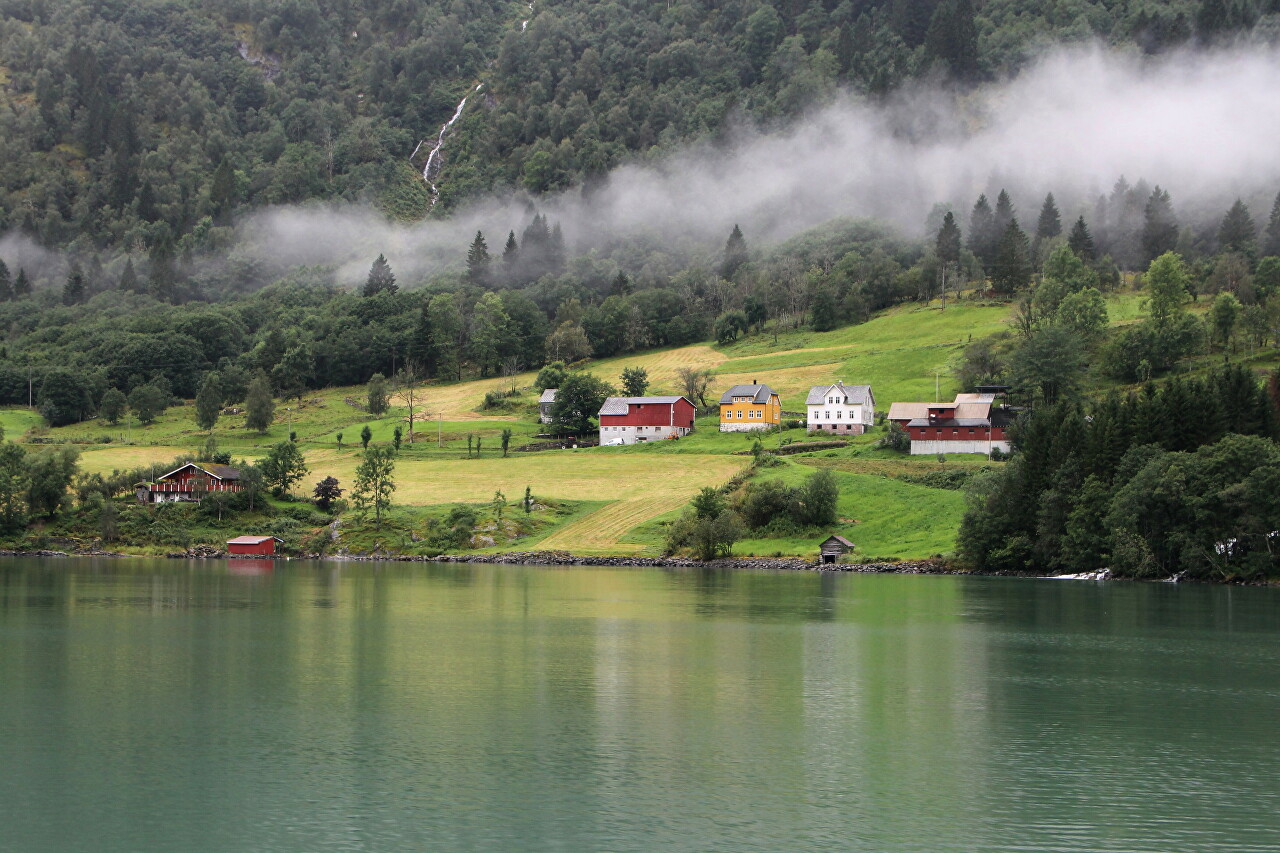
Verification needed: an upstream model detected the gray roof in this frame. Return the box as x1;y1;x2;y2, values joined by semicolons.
822;535;855;548
539;388;557;404
598;396;688;416
719;384;775;405
805;383;873;406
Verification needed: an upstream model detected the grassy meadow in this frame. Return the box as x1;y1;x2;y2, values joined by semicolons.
2;291;1166;558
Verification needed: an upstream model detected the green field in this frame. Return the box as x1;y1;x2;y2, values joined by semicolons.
1;292;1159;559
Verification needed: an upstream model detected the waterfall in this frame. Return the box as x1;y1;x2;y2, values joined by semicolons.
416;85;480;206
409;4;530;204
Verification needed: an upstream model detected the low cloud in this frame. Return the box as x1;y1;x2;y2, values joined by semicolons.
16;43;1279;289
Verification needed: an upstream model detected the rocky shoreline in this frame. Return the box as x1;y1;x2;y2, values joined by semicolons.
3;547;1261;583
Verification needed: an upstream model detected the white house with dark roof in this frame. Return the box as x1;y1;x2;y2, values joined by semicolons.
806;382;875;434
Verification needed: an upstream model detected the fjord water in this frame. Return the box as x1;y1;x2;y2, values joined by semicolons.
1;559;1278;853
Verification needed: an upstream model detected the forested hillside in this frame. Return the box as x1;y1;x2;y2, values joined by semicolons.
2;0;1278;256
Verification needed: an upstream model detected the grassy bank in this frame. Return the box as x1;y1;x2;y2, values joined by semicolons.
2;293;1162;560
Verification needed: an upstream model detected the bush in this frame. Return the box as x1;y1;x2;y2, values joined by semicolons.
877;422;910;452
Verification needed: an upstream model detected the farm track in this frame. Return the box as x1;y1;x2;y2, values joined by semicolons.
536;494;691;552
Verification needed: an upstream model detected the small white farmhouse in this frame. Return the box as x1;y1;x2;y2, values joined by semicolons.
805;382;875;435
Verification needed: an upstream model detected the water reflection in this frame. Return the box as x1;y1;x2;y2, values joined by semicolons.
0;559;1277;853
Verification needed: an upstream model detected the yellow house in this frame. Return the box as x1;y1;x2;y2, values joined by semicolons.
719;383;782;432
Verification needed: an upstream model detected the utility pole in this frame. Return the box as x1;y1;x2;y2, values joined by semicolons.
935;370;940;403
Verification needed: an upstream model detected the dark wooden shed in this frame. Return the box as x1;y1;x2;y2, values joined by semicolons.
819;535;854;564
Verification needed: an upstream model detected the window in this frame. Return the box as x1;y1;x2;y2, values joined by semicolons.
824;411;830;419
836;410;842;419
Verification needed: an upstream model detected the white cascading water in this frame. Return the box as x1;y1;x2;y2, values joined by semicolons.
412;5;531;203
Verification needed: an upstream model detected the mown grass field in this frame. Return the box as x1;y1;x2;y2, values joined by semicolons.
3;291;1158;557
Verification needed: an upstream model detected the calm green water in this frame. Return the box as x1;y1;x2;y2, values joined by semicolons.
1;559;1278;853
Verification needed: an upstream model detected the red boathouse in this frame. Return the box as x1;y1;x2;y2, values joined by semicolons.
226;536;283;556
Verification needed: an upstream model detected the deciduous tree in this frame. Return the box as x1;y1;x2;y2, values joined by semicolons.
245;371;275;434
620;367;649;397
195;373;222;432
352;445;396;525
551;371;612;435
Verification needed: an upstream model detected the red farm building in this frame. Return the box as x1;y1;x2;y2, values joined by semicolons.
887;391;1013;456
226;536;283;556
597;396;696;445
136;462;242;504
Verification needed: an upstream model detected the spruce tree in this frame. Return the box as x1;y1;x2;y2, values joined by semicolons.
466;231;491;286
362;253;397;296
1262;191;1280;258
923;0;979;80
967;194;997;270
721;224;749;279
209;157;237;223
63;264;86;305
1068;216;1096;261
1219;198;1256;256
991;219;1032;294
548;222;566;273
502;230;519;282
118;258;139;292
1142;186;1178;264
245;370;275;434
936;210;961;306
1035;193;1062;244
409;299;434;375
936;211;962;264
13;268;30;298
0;259;11;302
994;189;1015;235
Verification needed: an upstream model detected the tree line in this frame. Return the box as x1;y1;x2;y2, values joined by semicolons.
959;363;1280;579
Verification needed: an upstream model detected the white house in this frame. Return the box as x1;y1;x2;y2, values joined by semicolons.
805;382;875;435
539;388;557;424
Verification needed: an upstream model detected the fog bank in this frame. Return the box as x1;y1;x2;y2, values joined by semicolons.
169;43;1280;284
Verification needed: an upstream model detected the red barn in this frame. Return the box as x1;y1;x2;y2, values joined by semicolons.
138;462;242;503
226;536;283;556
598;396;696;445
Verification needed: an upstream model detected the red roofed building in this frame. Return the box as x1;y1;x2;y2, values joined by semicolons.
888;391;1013;455
597;396;696;444
226;536;283;556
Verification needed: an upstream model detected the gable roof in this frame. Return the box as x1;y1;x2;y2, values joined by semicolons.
227;536;284;545
719;384;775;405
806;383;873;406
822;535;855;548
887;402;931;421
539;388;557;404
598;396;690;416
156;462;241;482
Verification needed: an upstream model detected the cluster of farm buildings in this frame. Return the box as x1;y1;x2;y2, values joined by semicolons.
540;381;1013;454
135;380;1010;558
138;382;1010;509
